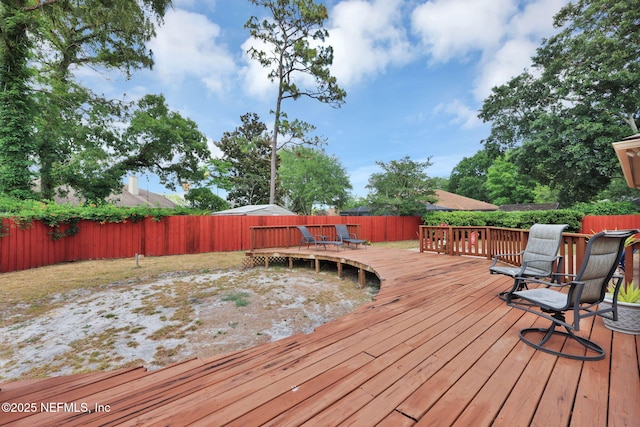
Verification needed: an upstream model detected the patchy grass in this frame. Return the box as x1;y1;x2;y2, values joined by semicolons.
0;248;385;381
371;240;419;250
221;292;251;307
0;252;245;323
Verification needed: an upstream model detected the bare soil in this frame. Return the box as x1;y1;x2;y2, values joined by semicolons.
0;262;378;382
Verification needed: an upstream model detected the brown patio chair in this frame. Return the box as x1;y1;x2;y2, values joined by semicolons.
505;229;637;361
490;223;568;298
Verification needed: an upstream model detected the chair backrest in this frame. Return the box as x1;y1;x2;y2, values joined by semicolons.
521;223;568;274
297;225;314;242
335;224;350;240
574;230;637;303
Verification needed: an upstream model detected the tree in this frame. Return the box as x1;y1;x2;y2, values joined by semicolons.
0;0;176;200
448;150;496;202
485;155;536;206
245;0;346;204
184;188;229;212
209;113;275;205
65;94;210;203
279;146;351;215
366;156;437;216
479;0;640;206
0;0;35;199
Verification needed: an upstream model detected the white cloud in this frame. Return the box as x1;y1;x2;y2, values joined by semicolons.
327;0;415;86
409;0;569;130
239;0;414;97
411;0;516;63
239;36;277;100
471;0;569;100
434;99;482;129
149;9;237;95
472;38;538;100
508;0;567;40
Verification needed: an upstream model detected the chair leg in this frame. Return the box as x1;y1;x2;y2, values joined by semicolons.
498;277;526;301
518;316;605;361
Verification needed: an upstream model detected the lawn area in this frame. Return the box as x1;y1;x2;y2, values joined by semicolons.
0;244;421;381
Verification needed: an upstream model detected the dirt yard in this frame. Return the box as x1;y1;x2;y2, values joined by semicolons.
0;259;378;382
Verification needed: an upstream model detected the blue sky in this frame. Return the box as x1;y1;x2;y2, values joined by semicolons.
80;0;568;198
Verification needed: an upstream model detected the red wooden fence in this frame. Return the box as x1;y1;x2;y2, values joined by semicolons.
580;214;640;234
2;214;637;274
0;216;422;273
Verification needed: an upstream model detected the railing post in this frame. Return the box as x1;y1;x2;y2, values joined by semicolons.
482;227;493;259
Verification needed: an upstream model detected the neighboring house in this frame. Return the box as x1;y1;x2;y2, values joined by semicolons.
341;191;498;216
429;190;498;212
211;204;297;216
498;203;559;212
53;176;176;208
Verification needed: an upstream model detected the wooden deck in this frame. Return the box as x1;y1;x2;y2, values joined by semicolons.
1;247;639;426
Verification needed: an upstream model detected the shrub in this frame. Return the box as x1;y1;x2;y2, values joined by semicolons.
423;209;584;232
571;201;638;216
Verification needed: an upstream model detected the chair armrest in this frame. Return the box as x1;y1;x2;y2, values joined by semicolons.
490;251;525;268
513;276;572;290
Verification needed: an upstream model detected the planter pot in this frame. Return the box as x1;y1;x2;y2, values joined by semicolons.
601;296;640;335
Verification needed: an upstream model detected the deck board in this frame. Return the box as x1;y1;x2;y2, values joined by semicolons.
1;247;638;426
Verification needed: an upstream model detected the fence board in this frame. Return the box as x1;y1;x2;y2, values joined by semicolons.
0;215;423;273
3;214;635;274
581;215;640;234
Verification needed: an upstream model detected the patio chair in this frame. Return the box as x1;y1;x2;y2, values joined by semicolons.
334;224;367;249
505;229;637;361
296;225;343;251
491;223;568;298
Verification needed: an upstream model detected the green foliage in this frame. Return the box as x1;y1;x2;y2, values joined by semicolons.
120;94;210;190
595;175;640;202
479;0;640;205
0;0;205;203
448;150;495;202
570;201;638;216
485;155;536;205
423;209;584;232
0;1;35;199
532;184;559;204
209;113;274;205
222;292;251;307
367;156;437;216
279;146;352;215
608;281;640;304
184;188;229;212
0;196;207;240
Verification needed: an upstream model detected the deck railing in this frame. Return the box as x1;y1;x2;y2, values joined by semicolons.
249;224;361;250
419;225;637;283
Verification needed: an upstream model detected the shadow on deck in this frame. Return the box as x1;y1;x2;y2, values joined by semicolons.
1;247;639;426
